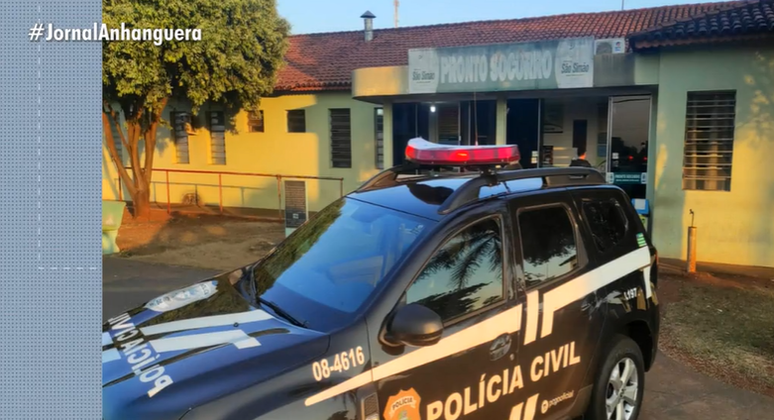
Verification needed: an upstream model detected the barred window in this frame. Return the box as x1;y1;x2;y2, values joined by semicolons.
682;91;736;191
171;111;191;164
208;111;226;165
248;110;264;133
288;110;306;133
330;109;351;168
437;103;459;144
375;108;384;169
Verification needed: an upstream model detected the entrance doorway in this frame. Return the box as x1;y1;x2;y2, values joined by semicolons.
392;103;430;166
506;99;541;169
606;96;651;200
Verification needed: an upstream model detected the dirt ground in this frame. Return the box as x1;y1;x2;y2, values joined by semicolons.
115;209;285;271
657;270;774;398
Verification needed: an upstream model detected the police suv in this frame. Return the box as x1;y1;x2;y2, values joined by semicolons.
103;139;660;420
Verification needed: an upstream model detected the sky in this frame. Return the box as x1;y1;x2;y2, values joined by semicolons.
276;0;722;35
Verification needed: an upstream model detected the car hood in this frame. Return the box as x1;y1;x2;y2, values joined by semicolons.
102;270;329;420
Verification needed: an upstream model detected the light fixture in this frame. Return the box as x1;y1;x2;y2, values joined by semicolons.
430;105;436;113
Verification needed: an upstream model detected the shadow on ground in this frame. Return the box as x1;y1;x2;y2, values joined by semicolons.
102;258;774;420
113;208;285;271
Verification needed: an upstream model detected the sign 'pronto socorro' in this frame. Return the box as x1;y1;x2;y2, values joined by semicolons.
408;37;595;94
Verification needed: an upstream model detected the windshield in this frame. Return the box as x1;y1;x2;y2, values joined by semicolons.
248;197;433;331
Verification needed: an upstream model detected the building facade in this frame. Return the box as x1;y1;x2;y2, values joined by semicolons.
102;0;774;268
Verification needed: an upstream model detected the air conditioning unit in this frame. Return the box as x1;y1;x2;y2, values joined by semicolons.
594;38;626;55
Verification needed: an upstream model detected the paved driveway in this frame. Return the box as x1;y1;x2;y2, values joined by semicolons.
103;257;774;419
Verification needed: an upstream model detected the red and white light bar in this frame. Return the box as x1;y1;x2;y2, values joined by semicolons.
405;138;520;166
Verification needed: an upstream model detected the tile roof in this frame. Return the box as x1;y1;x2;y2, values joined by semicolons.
629;0;774;49
275;1;746;92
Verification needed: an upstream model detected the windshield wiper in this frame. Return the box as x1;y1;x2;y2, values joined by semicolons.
256;297;308;329
243;264;308;329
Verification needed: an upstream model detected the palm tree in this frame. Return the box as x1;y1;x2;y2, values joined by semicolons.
416;219;502;292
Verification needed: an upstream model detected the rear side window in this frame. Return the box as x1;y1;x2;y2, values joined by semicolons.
406;218;504;322
581;198;629;253
518;206;579;288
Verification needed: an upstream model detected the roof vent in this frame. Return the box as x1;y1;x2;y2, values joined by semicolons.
361;11;375;42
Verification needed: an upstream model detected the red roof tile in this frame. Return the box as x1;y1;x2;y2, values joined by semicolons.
629;0;774;49
275;1;745;92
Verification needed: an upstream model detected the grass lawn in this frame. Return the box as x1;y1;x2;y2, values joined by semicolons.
659;272;774;397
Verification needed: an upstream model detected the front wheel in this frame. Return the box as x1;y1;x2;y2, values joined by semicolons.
585;335;645;420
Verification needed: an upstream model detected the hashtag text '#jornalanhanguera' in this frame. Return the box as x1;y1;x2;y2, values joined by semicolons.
32;23;201;45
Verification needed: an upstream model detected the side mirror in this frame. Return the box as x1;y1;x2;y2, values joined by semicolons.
385;303;444;347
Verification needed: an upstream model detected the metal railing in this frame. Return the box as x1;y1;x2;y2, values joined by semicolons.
118;167;345;219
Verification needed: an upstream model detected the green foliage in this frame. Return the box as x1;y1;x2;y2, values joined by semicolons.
102;0;290;116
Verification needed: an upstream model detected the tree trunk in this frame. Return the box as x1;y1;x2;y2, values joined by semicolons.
103;111;138;200
125;119;151;219
133;189;152;219
103;99;166;220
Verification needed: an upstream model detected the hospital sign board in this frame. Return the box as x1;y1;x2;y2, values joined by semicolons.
408;37;595;94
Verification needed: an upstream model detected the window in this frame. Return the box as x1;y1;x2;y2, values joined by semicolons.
106;114;123;162
248;110;264;133
208;111;226;165
287;109;306;133
406;218;504;322
171;111;191;164
582;198;628;253
375;107;384;169
518;206;578;288
437;103;459;144
683;91;736;191
330;108;352;168
252;198;433;331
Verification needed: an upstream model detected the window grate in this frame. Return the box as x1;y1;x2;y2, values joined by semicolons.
248;110;264;133
682;91;736;191
208;111;226;165
171;112;191;164
437;104;459;144
375;108;384;169
330;109;352;168
287;110;306;133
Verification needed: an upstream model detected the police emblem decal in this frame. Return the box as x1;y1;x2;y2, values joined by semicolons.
384;388;422;420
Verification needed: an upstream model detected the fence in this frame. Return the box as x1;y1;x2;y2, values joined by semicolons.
118;167;345;220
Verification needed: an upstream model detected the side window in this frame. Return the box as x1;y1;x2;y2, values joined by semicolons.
581;197;628;253
406;218;504;322
518;206;578;288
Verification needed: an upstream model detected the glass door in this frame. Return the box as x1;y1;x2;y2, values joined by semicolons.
505;98;542;169
606;95;651;200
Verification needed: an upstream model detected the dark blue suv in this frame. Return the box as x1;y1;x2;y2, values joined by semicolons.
103;139;659;420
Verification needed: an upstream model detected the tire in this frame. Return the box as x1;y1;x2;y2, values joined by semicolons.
585;334;645;420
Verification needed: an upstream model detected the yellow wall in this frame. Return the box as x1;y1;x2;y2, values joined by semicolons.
352;66;409;99
652;45;774;268
103;92;383;213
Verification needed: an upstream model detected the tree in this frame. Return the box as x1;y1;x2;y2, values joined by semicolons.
417;220;503;292
102;0;290;218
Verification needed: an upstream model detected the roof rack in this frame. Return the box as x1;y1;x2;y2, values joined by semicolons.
357;165;606;214
356;162;474;192
437;167;606;215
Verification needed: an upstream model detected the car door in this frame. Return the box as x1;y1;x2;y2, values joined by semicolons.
368;203;532;420
508;191;605;420
572;188;653;320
